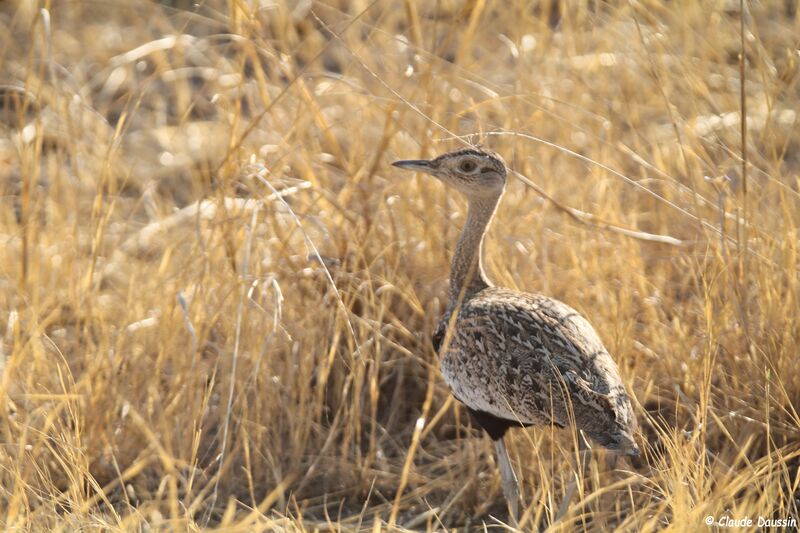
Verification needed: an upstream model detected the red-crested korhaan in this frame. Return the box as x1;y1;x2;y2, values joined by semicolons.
393;147;640;522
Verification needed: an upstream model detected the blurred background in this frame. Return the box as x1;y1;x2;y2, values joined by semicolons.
0;0;798;530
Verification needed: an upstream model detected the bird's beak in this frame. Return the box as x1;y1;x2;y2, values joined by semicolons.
392;159;433;173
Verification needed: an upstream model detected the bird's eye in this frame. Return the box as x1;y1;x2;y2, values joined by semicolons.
459;160;476;172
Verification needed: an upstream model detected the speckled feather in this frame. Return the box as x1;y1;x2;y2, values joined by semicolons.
435;288;638;451
394;147;639;454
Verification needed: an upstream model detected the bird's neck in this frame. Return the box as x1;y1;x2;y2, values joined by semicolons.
449;192;502;306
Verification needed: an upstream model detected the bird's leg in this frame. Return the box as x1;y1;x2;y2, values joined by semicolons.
494;437;520;525
555;429;592;522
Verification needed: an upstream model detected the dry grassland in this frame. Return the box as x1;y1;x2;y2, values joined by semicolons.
0;0;799;530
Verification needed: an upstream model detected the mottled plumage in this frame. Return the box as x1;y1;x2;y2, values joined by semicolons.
437;288;637;450
393;147;639;520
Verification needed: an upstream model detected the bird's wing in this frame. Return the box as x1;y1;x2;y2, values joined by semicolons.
439;288;634;438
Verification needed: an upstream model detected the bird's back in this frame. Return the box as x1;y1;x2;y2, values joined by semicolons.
437;287;638;454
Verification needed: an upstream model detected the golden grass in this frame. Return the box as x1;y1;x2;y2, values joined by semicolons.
1;0;798;530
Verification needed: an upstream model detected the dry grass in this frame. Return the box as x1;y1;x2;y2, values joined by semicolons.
1;0;799;530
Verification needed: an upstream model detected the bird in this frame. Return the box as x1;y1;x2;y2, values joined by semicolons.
392;147;639;523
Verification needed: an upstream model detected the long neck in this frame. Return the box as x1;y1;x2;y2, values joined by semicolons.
449;193;502;306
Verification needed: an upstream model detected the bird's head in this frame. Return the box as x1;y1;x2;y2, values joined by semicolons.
392;148;507;199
